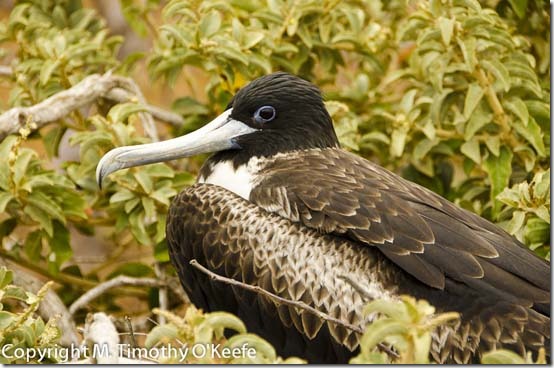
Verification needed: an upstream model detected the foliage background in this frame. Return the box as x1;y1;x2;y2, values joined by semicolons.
0;0;550;363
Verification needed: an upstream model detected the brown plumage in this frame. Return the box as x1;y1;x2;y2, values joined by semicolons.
97;72;550;364
167;182;549;363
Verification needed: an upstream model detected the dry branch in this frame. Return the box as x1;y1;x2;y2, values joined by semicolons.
190;259;399;359
0;72;184;141
154;263;168;325
0;73;119;140
69;276;164;315
189;259;363;333
0;65;12;77
70;312;155;364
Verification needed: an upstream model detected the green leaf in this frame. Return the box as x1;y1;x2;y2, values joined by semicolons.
525;216;549;240
129;210;150;245
243;31;265;49
513;117;546;157
350;351;389;364
198;312;247;341
460;139;481;164
0;267;13;289
27;191;66;224
507;0;528;18
225;333;276;362
215;45;249;65
0;311;15;329
413;138;438;161
42;125;66;158
151;187;177;206
359;319;408;356
0;192;14;213
199;10;222;38
108;262;154;278
24;230;43;263
525;100;549;127
481;349;526;364
438;17;455;46
4;285;28;301
413;333;432;363
504;98;529;126
146;164;175;178
464;103;492;139
458;37;476;71
363;299;409;321
463;83;484;120
39;60;60;86
48;222;72;271
390;129;407;157
124;197;140;213
134;170;153;193
485;136;500;156
110;189;135;204
13;149;36;186
145;324;178;348
24;204;53;237
154;241;170;262
0;218;16;240
141;197;156;221
483;147;513;219
481;60;510;92
107;103;148;124
504;210;526;235
171;97;209;116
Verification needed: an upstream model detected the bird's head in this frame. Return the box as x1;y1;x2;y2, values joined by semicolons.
96;72;339;187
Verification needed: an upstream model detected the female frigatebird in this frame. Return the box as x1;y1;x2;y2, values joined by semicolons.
97;72;550;363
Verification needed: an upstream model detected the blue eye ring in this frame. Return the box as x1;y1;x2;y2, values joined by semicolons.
254;105;276;124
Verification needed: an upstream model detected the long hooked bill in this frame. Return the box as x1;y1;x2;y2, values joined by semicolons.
96;109;256;188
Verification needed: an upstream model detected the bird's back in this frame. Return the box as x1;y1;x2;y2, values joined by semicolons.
167;182;550;363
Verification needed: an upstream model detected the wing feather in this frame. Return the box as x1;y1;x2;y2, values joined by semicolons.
250;148;550;311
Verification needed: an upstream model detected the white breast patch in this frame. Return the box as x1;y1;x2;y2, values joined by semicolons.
197;159;259;200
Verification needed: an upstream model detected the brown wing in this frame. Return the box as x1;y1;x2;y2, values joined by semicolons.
250;148;550;312
168;184;549;363
166;183;399;361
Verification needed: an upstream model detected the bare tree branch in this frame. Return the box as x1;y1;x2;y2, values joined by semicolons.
83;312;120;364
190;259;399;359
0;65;12;77
69;276;164;315
68;274;189;316
189;259;363;333
72;312;156;364
154;263;168;325
0;72;184;142
0;73;118;140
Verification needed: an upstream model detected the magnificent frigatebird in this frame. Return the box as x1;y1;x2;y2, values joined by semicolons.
97;72;550;363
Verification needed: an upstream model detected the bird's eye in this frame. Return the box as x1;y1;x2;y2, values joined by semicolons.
253;105;276;124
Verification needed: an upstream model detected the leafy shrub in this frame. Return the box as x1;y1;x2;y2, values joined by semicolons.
0;0;549;364
145;306;305;363
145;0;550;258
350;296;458;364
0;266;60;364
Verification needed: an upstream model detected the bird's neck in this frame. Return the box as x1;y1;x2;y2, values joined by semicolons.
197;154;263;200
